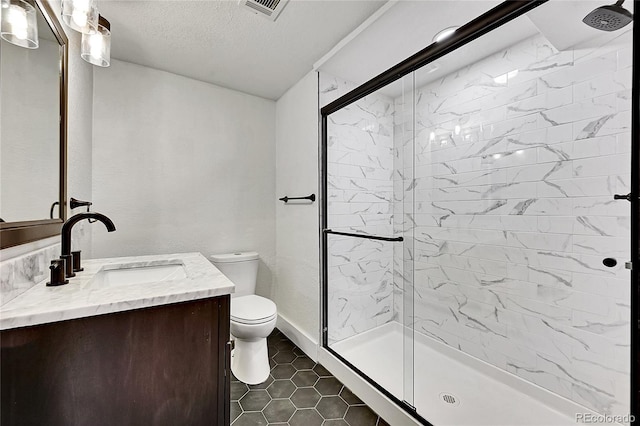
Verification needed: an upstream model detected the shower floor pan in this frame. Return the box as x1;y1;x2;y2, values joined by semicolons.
331;322;620;426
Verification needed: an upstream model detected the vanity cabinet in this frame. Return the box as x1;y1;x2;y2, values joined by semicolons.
1;295;230;426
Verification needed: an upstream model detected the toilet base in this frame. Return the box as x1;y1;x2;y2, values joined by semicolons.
231;336;270;385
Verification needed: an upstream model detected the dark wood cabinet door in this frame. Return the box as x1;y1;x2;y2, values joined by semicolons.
1;295;230;426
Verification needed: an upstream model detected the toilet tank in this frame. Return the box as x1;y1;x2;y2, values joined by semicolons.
210;252;259;297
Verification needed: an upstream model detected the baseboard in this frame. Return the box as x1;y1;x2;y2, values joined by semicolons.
276;314;319;361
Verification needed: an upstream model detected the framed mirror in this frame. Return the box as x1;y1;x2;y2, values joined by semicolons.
0;0;68;249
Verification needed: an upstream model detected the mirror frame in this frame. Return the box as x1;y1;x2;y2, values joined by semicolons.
0;0;68;249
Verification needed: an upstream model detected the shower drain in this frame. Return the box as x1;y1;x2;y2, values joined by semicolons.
439;392;460;406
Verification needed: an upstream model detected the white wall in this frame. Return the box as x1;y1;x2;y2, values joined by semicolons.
66;22;94;256
274;71;320;346
91;60;276;296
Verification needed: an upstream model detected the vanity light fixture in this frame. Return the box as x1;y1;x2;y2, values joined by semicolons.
80;14;110;67
61;0;98;34
0;0;39;49
433;26;459;43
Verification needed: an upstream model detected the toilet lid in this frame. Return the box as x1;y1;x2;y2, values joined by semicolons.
231;295;277;325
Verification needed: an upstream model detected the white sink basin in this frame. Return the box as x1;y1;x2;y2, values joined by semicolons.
89;261;187;288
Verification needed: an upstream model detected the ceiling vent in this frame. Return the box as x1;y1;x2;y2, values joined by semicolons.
241;0;289;21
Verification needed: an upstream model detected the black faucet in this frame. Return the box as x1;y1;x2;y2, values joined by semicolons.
60;212;116;278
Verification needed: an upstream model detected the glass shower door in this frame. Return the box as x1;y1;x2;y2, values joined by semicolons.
324;75;415;407
395;73;416;410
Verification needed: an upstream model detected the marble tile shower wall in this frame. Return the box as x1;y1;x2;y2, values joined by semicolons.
320;73;397;344
393;32;632;416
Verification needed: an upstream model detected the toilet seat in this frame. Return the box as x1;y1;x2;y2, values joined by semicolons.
231;295;277;325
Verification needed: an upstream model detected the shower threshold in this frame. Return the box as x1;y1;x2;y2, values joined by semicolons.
330;322;621;426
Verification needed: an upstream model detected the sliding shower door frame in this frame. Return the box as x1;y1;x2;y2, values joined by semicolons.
631;2;639;422
320;0;640;424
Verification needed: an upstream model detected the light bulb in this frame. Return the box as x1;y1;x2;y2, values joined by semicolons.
72;0;91;14
81;14;111;66
71;0;90;26
89;33;102;59
61;0;97;33
7;5;27;40
72;9;87;28
0;0;38;48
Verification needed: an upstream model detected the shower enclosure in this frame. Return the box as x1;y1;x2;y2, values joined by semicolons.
320;1;637;424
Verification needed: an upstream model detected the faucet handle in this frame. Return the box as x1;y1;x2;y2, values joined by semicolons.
61;254;75;278
72;250;84;273
46;259;69;286
69;197;92;210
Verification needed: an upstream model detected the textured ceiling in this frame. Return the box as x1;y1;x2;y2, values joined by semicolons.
97;0;386;100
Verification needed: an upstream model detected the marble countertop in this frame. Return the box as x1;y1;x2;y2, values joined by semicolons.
0;252;234;330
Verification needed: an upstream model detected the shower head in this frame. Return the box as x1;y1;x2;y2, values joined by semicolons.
583;0;633;31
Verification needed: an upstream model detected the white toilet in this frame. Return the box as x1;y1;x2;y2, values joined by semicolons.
210;252;277;385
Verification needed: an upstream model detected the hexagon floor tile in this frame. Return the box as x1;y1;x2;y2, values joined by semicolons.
230;328;388;426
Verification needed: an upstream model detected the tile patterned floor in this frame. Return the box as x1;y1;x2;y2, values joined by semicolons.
231;328;390;426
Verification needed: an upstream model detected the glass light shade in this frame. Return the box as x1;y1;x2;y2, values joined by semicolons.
81;15;110;67
0;0;38;49
61;0;98;34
